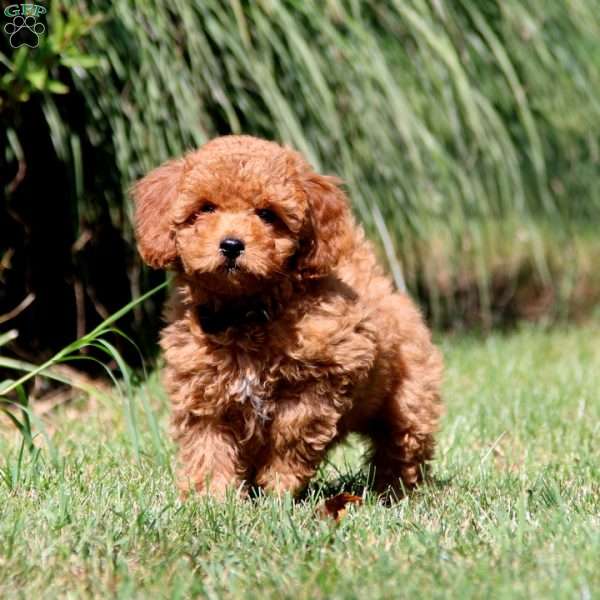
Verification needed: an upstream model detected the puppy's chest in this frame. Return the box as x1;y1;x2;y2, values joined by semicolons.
214;351;309;420
226;362;272;421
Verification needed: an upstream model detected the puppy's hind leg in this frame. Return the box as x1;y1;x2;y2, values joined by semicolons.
369;420;436;495
368;344;443;495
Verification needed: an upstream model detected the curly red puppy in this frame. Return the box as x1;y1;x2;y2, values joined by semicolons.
133;135;443;498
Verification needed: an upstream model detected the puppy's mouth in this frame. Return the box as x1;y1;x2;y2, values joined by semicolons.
216;260;245;280
201;258;260;290
223;258;240;274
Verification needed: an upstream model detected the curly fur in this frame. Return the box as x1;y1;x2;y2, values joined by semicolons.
132;135;443;498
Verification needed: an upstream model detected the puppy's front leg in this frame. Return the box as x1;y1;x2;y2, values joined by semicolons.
174;418;246;499
255;393;342;496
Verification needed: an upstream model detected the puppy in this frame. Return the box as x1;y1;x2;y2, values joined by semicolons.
133;135;443;498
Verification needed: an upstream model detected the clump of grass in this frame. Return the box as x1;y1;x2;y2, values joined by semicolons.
0;281;168;463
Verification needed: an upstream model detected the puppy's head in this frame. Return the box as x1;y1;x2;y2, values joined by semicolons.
132;136;352;295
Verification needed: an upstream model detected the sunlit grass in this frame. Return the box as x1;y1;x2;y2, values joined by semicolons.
1;320;598;598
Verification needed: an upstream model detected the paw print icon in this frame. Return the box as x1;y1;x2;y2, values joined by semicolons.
4;15;45;48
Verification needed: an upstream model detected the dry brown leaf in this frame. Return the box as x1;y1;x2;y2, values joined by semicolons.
317;493;362;522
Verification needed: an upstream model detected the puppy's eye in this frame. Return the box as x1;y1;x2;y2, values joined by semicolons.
199;202;216;213
184;202;216;225
256;208;278;224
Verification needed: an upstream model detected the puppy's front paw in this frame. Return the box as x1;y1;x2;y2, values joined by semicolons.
178;472;246;501
255;463;310;497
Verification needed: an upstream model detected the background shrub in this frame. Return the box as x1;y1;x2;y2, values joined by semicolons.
2;0;599;361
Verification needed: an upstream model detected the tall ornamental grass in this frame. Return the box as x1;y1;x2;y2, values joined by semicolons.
3;1;600;355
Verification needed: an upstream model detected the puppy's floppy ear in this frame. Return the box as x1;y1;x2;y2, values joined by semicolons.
131;158;185;269
297;173;353;277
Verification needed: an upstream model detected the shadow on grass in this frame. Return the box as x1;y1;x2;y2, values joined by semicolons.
301;467;453;503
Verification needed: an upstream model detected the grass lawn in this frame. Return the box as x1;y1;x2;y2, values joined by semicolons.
1;322;599;599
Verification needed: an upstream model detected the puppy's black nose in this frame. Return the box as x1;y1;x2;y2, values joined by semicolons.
220;237;245;259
